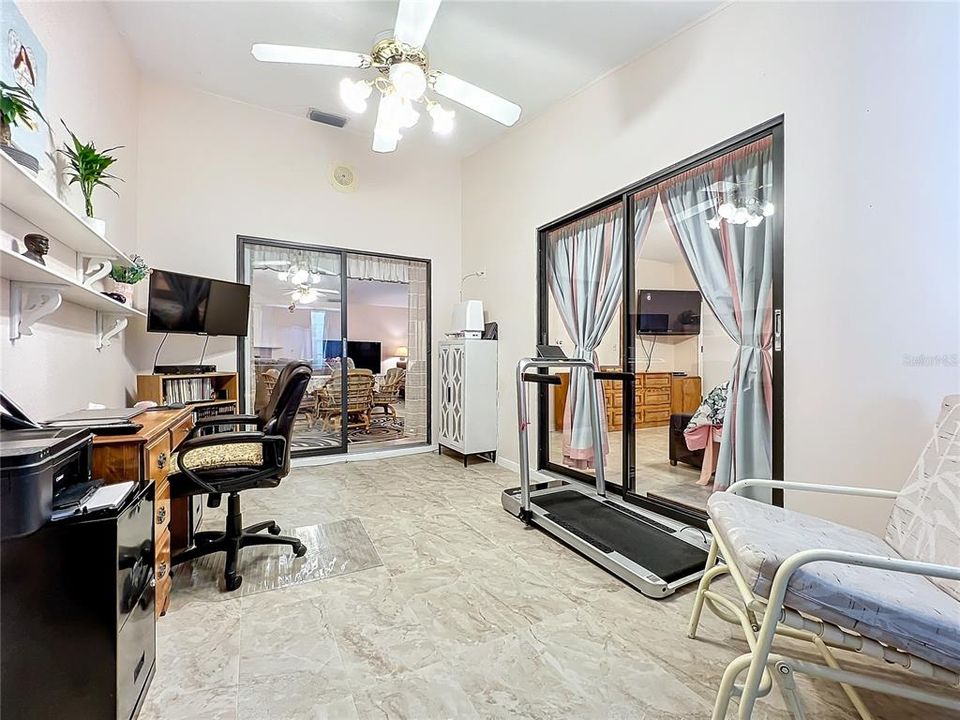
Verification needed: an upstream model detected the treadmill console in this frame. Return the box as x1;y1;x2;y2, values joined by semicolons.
536;345;568;359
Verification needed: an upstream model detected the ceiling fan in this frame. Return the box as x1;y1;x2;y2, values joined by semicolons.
251;0;521;153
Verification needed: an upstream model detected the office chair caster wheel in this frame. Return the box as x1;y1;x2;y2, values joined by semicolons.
267;523;282;535
293;543;307;558
225;574;242;591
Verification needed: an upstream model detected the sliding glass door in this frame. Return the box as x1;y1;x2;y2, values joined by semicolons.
238;237;431;458
241;242;348;455
538;120;783;522
540;202;627;491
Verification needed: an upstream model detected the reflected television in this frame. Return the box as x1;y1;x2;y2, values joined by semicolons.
637;290;701;335
323;340;382;374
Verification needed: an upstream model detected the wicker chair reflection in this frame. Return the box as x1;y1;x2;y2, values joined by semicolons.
316;369;375;431
372;368;405;417
262;368;280;399
266;367;317;428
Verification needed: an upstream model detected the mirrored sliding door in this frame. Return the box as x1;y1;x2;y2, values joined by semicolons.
539;202;626;490
238;237;431;458
537;119;783;521
240;241;348;455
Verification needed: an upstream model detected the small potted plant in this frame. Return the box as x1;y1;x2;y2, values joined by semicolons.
0;80;46;173
107;254;148;305
57;120;123;236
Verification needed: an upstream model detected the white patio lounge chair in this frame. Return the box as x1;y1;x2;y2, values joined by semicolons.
688;395;960;719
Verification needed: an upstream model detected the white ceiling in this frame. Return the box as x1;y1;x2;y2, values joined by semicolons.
108;0;718;156
251;269;407;310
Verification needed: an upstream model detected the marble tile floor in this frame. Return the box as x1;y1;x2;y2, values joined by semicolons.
143;453;958;720
548;426;713;511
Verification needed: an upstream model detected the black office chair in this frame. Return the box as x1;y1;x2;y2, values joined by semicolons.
169;361;311;591
187;361;299;439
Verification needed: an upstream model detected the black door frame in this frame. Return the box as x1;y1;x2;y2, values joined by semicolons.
536;117;785;527
236;234;433;458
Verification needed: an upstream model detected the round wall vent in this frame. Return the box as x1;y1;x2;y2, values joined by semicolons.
330;164;358;193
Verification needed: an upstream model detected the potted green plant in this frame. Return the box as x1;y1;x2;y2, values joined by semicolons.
57;120;123;236
106;254;148;305
0;80;46;173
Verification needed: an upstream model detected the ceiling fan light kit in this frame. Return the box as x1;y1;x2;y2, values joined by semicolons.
251;0;521;153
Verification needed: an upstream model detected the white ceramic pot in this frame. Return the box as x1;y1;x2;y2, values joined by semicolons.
86;216;107;237
106;279;134;304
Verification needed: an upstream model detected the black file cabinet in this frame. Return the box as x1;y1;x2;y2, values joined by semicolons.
1;483;157;720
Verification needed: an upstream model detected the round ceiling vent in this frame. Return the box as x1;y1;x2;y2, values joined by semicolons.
330;164;358;193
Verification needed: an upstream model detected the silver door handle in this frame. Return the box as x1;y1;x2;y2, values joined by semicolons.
774;309;783;352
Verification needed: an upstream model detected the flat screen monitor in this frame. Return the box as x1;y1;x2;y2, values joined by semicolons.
347;341;381;374
147;269;250;336
637;290;702;335
321;340;382;374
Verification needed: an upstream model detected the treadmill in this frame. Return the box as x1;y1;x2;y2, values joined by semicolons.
501;347;709;598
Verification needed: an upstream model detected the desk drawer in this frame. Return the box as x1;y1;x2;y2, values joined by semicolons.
156;573;171;619
154;528;171;617
169;414;194;450
155;482;171;533
146;435;172;484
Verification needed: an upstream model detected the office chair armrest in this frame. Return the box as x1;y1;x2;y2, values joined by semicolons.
188;414;260;439
175;431;285;494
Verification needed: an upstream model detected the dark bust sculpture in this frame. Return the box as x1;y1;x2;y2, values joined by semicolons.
22;233;49;265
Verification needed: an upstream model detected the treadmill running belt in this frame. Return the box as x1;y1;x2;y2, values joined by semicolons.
535;490;707;583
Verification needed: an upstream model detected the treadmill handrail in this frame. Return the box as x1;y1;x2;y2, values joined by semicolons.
516;357;607;516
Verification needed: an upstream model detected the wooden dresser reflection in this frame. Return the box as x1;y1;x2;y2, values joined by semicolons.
553;371;701;432
91;407;193;617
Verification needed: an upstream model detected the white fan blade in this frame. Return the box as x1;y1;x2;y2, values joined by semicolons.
432;72;521;126
251;43;370;68
372;95;400;153
394;0;442;48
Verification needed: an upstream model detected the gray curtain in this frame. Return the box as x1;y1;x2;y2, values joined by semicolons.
546;207;624;469
659;137;774;491
633;190;657;256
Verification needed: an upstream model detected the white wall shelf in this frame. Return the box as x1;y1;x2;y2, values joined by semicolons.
1;247;144;347
0;152;133;263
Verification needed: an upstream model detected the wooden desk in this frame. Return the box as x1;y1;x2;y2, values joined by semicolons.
92;407;194;617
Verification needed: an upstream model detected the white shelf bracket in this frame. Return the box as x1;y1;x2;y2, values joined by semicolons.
96;312;128;351
78;255;114;288
10;282;65;341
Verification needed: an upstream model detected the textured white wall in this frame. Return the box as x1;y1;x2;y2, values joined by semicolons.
461;1;960;533
0;1;141;419
131;80;462;429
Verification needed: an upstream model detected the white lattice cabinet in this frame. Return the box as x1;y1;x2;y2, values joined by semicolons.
438;338;498;465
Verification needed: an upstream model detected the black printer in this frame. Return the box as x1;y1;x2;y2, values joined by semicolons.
1;427;93;539
0;392;156;720
0;392;95;539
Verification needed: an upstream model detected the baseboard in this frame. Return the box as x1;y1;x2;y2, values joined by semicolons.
496;456;520;473
291;444;437;468
496;455;556;485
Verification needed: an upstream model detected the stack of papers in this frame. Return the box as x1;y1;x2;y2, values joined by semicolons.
51;482;136;521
